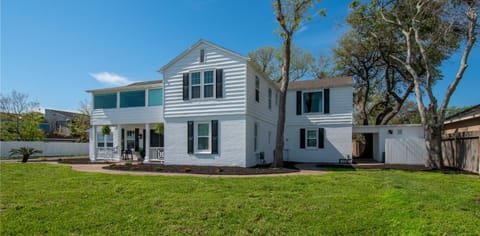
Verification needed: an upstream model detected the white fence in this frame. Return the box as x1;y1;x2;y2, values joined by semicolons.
385;138;427;165
0;141;89;158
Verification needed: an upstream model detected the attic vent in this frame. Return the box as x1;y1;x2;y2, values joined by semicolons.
200;49;205;63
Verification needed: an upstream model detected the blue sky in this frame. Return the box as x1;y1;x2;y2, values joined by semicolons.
1;0;479;112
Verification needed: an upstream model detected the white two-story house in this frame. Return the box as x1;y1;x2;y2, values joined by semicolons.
88;39;353;167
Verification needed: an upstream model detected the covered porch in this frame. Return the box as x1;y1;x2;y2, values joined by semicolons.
90;123;164;163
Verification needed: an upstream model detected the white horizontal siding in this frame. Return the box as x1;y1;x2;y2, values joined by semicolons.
91;106;163;125
285;125;352;163
285;86;353;125
245;64;279;126
163;42;247;118
164;115;247;167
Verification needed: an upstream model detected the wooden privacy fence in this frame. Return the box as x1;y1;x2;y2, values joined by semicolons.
442;131;479;174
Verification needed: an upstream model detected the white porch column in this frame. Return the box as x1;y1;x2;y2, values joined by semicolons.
144;123;150;163
89;125;97;161
114;124;122;161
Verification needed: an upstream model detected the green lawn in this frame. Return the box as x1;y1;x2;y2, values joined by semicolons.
1;164;479;235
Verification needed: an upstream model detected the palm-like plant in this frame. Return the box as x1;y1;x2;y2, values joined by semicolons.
9;147;43;163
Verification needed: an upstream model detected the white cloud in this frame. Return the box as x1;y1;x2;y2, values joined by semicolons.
90;72;133;86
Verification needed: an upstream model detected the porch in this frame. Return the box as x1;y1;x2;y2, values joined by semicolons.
90;123;164;163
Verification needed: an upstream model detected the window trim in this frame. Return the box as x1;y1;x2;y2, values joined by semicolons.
305;128;318;149
194;121;211;154
302;90;324;114
189;70;216;100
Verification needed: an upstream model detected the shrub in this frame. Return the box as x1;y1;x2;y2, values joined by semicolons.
9;147;43;163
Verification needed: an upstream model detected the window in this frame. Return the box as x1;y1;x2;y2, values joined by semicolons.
254;122;258;152
303;91;323;113
93;93;116;109
120;90;145;108
306;129;317;148
190;70;215;99
97;133;113;148
191;72;201;99
268;88;272;110
148;89;163;106
255;76;260;102
204;71;214;98
196;122;210;152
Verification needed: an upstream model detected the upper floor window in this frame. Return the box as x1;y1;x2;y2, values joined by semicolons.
191;72;201;99
303;91;323;113
190;70;214;99
255;76;260;102
204;71;214;98
120;90;145;108
268;88;272;110
148;88;163;106
94;93;117;109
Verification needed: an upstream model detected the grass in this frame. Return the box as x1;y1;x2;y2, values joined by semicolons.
1;164;479;235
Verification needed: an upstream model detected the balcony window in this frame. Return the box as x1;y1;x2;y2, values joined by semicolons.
303;91;323;113
120;90;145;108
148;88;163;106
93;93;116;109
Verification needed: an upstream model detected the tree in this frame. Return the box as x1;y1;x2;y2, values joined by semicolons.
0;91;45;141
249;45;315;82
272;0;321;167
379;0;478;168
69;99;91;142
9;147;43;163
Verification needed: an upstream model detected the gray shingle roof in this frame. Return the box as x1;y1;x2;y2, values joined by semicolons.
288;77;353;90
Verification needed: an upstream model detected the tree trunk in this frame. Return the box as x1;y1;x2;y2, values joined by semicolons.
22;154;29;163
274;36;292;168
425;125;443;169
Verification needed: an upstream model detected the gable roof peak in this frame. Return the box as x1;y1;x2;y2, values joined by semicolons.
158;39;249;73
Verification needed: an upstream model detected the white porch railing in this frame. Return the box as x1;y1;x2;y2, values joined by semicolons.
96;147;115;160
149;147;164;163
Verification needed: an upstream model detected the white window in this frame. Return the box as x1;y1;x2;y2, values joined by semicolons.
306;129;317;148
191;70;215;99
303;91;323;113
191;72;201;99
204;71;214;98
195;122;210;153
255;76;260;102
97;133;113;148
254;122;258;152
268;88;272;110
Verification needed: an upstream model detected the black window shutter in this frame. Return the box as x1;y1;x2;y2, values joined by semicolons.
324;88;330;114
216;69;223;98
318;128;325;149
187;121;194;154
134;128;139;152
211;120;218;154
296;91;302;115
121;128;125;150
183;73;189;100
300;128;305;149
142;129;146;151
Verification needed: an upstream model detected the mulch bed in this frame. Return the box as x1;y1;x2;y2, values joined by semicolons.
58;158;111;165
103;163;299;175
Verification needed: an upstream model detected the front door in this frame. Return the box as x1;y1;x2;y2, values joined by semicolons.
126;130;135;151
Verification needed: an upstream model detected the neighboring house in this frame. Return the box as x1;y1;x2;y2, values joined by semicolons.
45;109;83;136
443;104;479;174
443;104;480;134
87;39;353;167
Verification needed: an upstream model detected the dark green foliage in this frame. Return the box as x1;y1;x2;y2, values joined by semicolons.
9;147;43;163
